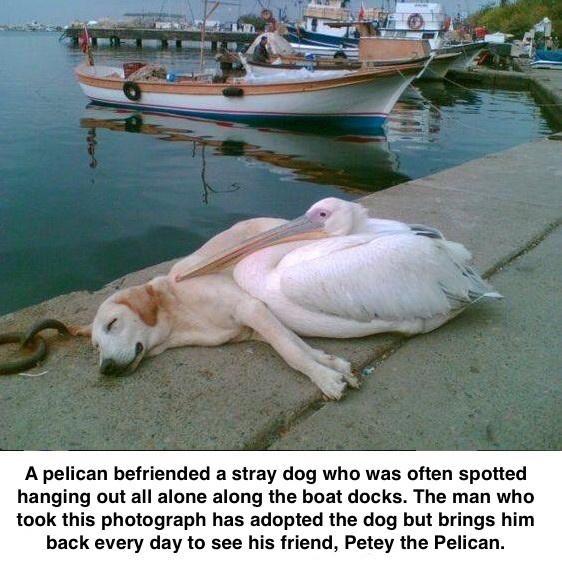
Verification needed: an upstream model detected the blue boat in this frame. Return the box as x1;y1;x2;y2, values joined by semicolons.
531;49;562;70
284;0;364;49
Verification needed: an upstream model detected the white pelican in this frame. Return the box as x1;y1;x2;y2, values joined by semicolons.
175;197;501;341
84;198;500;400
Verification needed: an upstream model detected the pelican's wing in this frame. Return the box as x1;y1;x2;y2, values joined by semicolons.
278;233;498;322
364;218;445;240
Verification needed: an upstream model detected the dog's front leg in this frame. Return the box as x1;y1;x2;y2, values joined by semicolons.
235;297;352;400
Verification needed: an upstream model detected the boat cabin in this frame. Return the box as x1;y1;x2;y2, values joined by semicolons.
301;0;353;39
380;2;450;50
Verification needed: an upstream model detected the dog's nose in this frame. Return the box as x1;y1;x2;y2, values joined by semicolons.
100;358;119;376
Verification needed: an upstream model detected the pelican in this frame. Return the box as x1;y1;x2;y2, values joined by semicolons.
84;197;500;400
175;197;501;341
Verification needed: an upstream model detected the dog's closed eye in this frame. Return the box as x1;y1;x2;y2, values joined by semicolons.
106;318;118;332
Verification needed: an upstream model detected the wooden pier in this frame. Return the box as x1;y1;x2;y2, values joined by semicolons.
63;27;258;50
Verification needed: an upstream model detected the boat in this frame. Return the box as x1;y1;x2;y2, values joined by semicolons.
240;32;429;78
531;49;562;70
379;2;487;77
284;0;362;50
75;56;426;130
284;2;485;79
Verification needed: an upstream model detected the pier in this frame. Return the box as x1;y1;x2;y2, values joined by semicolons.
62;26;257;50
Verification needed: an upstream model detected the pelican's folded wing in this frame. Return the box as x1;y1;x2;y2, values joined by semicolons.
279;233;497;323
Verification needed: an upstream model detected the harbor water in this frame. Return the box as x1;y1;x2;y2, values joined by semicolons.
0;32;557;315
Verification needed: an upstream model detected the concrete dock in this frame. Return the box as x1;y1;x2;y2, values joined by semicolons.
1;132;560;450
63;27;257;50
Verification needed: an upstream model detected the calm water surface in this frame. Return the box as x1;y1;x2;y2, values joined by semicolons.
0;32;556;315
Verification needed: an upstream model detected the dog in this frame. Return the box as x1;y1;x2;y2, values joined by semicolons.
74;217;358;399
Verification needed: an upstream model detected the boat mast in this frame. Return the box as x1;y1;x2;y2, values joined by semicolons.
199;0;221;74
199;0;208;74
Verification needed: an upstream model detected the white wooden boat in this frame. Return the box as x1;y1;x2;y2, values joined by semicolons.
446;41;488;70
75;59;425;129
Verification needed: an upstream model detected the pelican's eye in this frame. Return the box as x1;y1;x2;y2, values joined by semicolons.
106;318;117;332
308;208;331;224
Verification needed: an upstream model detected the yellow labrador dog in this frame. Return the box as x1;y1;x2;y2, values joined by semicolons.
76;217;358;399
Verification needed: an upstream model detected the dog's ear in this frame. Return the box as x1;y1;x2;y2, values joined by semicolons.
68;324;92;337
116;284;160;326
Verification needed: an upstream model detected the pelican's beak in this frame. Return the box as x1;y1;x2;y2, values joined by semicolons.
175;215;327;282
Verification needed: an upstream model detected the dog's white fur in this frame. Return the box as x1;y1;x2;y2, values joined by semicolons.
81;217;358;399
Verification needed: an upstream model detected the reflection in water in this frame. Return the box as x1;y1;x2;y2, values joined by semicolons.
80;105;408;196
86;127;98;169
386;83;482;143
198;144;241;204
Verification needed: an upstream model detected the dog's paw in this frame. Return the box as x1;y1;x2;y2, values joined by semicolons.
311;350;359;389
343;370;360;389
310;367;347;400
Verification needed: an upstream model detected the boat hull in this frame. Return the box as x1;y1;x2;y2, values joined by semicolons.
446;42;488;70
76;64;421;128
419;52;461;79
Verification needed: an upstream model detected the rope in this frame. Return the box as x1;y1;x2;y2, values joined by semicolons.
0;319;71;375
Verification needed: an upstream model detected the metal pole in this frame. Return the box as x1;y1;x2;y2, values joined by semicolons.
199;0;208;74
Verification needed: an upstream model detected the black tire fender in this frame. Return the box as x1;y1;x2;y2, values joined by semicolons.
222;86;244;97
123;81;142;101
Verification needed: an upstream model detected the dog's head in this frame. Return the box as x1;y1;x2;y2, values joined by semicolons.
91;282;166;376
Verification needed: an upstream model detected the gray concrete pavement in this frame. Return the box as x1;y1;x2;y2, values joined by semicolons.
272;227;562;450
0;135;560;450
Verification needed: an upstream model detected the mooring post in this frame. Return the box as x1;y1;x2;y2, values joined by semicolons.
91;37;97;46
72;36;79;46
162;38;169;48
211;40;218;51
221;41;228;50
176;40;182;48
136;38;142;47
